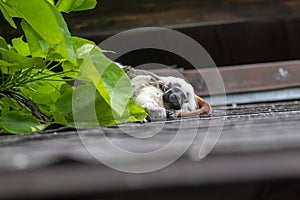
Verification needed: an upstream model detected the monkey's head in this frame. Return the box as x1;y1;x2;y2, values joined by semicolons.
161;77;198;112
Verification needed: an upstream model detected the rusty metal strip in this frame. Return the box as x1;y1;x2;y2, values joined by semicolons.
184;60;300;96
146;60;300;100
148;60;299;96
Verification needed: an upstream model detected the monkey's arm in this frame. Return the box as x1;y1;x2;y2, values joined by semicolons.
134;86;169;121
178;95;212;117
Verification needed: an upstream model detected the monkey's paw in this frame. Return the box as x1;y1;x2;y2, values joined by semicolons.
166;110;178;120
145;107;167;122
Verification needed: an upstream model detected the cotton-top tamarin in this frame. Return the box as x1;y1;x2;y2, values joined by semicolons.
120;64;211;121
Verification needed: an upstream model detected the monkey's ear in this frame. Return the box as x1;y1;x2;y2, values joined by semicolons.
151;80;165;91
178;94;212;117
160;83;165;91
148;81;164;90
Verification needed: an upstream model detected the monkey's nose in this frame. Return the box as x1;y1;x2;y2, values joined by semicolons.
170;94;181;106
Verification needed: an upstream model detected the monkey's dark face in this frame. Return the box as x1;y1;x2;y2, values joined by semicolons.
162;82;188;110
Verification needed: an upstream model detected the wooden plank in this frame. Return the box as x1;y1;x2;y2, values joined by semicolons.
150;60;300;96
1;151;300;200
189;60;300;95
1;102;300;199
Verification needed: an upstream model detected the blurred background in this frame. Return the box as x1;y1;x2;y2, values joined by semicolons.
62;0;300;67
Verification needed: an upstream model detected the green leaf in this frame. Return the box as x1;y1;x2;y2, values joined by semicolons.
71;36;96;51
0;59;18;67
0;36;8;50
52;110;69;126
47;3;77;64
76;43;96;59
60;83;73;95
20;20;50;58
56;0;85;13
71;84;120;126
21;72;65;105
30;86;61;105
78;46;134;116
12;36;31;57
60;37;96;78
0;48;45;69
0;2;17;28
75;0;97;11
56;84;94;125
0;111;48;134
56;0;97;13
127;98;148;121
4;0;76;64
61;61;78;79
55;84;147;127
78;54;110;104
21;76;69;118
79;52;148;122
0;97;21;116
47;0;55;5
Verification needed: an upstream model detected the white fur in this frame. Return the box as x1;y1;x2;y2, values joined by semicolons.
118;63;198;121
160;76;198;113
131;75;166;120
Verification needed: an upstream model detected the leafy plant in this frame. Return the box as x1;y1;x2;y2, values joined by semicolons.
0;0;147;134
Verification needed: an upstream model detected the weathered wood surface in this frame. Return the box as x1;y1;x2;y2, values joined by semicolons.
62;0;300;67
150;60;300;95
65;0;300;38
1;102;300;199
